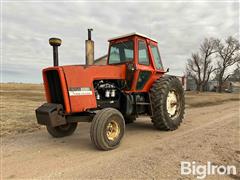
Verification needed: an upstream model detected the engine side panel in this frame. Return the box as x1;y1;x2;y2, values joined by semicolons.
62;65;126;113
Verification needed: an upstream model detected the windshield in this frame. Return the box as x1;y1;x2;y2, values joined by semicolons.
108;40;134;64
150;45;163;70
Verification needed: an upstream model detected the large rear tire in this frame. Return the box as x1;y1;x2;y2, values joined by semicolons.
90;108;125;150
150;76;185;130
46;123;78;138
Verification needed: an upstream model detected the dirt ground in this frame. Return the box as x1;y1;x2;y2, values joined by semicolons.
1;83;240;179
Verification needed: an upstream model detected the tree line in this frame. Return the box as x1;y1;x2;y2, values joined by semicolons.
186;36;240;92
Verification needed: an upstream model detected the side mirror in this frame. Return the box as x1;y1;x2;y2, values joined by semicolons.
166;68;169;73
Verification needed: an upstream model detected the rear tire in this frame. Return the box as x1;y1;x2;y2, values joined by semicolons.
90;108;125;150
46;123;78;138
150;76;185;130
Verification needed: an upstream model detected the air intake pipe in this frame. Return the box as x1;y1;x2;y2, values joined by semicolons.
85;28;94;65
49;38;62;66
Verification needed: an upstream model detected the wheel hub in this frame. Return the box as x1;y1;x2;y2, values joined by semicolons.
166;90;178;117
106;120;120;141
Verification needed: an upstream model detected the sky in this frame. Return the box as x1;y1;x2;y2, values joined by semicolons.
1;0;239;83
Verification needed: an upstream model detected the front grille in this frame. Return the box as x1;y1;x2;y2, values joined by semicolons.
46;70;65;108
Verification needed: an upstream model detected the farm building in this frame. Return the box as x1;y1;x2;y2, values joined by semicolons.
232;82;240;92
186;76;240;92
186;77;197;91
94;54;107;65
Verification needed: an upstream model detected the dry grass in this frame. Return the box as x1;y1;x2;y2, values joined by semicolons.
1;83;44;91
185;91;240;108
0;83;239;136
1;83;45;136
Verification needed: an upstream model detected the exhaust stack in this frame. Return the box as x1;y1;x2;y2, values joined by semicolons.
85;29;94;65
49;38;62;66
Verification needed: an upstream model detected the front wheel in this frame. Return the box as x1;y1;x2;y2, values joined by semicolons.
46;122;78;138
90;108;125;150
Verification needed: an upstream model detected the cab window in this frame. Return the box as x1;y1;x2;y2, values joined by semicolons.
150;45;163;69
138;40;149;65
108;40;134;64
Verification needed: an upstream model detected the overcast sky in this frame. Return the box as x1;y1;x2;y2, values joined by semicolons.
2;0;239;83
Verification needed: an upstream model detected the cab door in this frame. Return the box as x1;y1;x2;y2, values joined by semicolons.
131;38;154;91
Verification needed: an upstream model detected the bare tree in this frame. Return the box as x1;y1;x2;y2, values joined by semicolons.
214;36;240;92
186;38;216;91
229;63;240;82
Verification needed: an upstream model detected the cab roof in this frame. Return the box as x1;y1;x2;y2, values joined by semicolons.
108;32;157;42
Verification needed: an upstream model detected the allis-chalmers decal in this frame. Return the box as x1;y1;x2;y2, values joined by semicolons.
68;87;93;96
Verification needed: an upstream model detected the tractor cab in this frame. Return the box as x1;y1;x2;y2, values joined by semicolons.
107;33;165;91
107;32;164;70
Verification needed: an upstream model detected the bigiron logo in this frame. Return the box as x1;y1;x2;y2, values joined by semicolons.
180;161;237;179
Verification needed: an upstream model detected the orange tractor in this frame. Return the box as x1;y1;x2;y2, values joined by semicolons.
36;30;185;150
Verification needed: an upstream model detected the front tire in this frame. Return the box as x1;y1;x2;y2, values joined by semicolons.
150;76;185;130
90;108;125;150
46;122;78;138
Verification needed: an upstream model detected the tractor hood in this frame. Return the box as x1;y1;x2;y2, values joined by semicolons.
42;64;126;113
